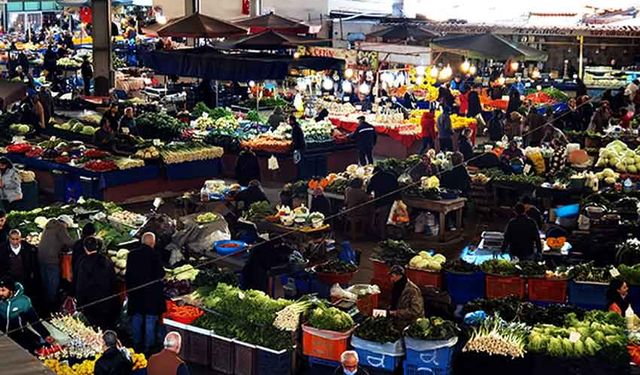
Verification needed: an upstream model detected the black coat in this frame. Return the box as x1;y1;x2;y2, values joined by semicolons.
501;215;542;259
75;253;120;318
94;348;133;375
311;196;332;217
458;136;474;161
367;171;398;207
440;166;471;196
125;245;166;316
235;150;261;186
350;121;377;151
0;241;40;297
291;124;306;152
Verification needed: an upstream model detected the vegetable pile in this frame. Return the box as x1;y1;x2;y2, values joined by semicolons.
481;259;520;276
307;304;355;332
408;251;447;271
463;316;530;359
354;317;404;344
405;317;459;341
373;240;417;266
568;262;612;283
442;259;479;274
315;259;357;274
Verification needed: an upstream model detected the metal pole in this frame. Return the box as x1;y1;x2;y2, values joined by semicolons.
92;0;113;96
578;35;584;79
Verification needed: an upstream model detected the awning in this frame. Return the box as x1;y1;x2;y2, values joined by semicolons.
234;12;310;35
157;12;247;38
430;33;548;61
367;24;440;42
219;30;329;50
143;48;342;81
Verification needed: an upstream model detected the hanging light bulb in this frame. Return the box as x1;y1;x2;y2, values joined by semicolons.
469;65;477;75
293;51;301;59
415;66;426;76
439;65;452;81
322;78;334;91
341;81;352;93
415;76;424;86
249;81;256;88
344;68;354;79
359;83;371;95
510;61;520;71
430;66;439;78
461;60;470;73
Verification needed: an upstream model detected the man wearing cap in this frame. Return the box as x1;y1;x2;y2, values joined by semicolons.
38;216;75;309
0;276;53;352
350;115;377;166
94;330;133;375
388;265;424;322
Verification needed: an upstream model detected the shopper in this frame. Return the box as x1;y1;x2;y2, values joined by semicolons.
506;86;522;115
94;330;133;375
505;111;523;139
607;279;630;316
388;265;424;322
38;216;74;308
81;55;93;96
410;152;437;183
334;350;369;375
233;180;269;211
290;115;306;179
75;237;120;331
501;203;542;261
126;232;166;354
418;109;436;154
0;276;53;352
71;223;96;275
344;178;371;219
500;141;524;164
310;187;332;217
350;115;377;166
467;89;482;118
588;101;612;133
440;152;471;197
0;210;8;245
43;45;57;77
39;86;54;126
267;107;285;130
234;147;261;186
487;109;505;142
367;167;399;238
147;332;190;375
0;157;22;212
458;128;474;161
576;95;594;132
436;107;454;152
0;229;40;302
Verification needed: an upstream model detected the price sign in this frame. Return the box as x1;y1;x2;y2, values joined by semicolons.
569;331;581;343
372;309;387;318
610;267;621;278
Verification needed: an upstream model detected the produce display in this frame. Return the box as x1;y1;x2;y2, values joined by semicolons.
405;317;459;341
195;212;220;224
300;119;334;143
306;304;355;332
373;239;417;266
442;259;479;274
245;201;274;221
463;316;530;359
354;316;404;344
134;146;160;159
45;315;103;361
481;259;520;276
314;259;357;274
54;119;98;136
567;262;612;283
160;143;223;164
108;249;129;276
595;140;640;175
136;112;188;141
109;210;145;227
9;123;32;135
408;251;447;271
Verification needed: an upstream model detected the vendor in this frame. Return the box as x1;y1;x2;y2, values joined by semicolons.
350;115;376;166
440;152;470;196
501;203;542;261
334;351;369;375
118;107;137;135
458;128;474;161
267;107;285;130
418;109;436;155
290;115;306;180
233;180;269;211
410;152;437;183
0;276;53;352
235;147;261;186
388;265;424;322
315;108;329;122
310;187;332;217
607;279;630;316
500;141;524;164
344;178;371;219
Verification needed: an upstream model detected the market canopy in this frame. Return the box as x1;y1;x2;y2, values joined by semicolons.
143;47;342;81
157;12;247;38
366;24;440;43
234;12;309;35
220;30;329;50
430;33;548;61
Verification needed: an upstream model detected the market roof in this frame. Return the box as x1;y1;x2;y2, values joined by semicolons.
366;23;440;42
0;336;55;375
234;12;310;35
221;30;329;50
430;33;548;61
157;12;248;39
143;47;342;81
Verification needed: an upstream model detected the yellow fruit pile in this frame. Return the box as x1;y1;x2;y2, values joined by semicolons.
450;114;477;130
129;349;148;370
43;349;147;374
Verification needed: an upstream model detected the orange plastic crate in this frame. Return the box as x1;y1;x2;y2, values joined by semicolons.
528;278;568;303
302;325;353;362
485;274;526;300
356;293;379;316
406;268;443;288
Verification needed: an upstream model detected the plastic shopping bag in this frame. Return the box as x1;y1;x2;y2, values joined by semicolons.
268;155;280;170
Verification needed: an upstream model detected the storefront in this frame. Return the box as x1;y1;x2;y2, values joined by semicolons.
5;0;59;31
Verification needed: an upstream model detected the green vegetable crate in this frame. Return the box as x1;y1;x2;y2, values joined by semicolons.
485;274;526;300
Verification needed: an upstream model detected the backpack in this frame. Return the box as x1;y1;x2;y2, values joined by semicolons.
420;286;455;320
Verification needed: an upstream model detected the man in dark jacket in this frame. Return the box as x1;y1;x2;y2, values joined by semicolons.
290;115;306;180
233;180;269;211
72;223;96;277
0;277;53;352
501;203;542;260
350;116;377;166
235;148;261;186
81;56;93;96
440;152;471;196
0;229;41;305
367;167;399;238
0;210;9;245
458;128;474;161
75;236;120;331
94;330;133;375
126;232;165;354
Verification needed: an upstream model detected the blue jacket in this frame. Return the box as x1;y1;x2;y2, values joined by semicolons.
350;121;377;150
0;282;48;337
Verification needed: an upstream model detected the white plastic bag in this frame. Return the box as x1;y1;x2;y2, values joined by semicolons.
268;155;279;170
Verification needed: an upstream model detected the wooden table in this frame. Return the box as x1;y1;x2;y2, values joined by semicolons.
403;196;467;242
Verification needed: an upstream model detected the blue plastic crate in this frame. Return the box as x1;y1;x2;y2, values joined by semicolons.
308;356;339;368
568;280;608;310
256;347;291;375
444;271;485;305
405;340;454;370
404;362;452;375
353;347;403;372
628;285;640;313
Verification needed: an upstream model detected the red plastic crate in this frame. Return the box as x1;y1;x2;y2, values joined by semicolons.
485;274;526;300
406;268;443;288
302;324;353;362
528;278;568;303
356;293;379;316
371;259;390;280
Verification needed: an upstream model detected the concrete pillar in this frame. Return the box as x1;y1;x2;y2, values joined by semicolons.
250;0;261;17
185;0;195;15
92;0;112;96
